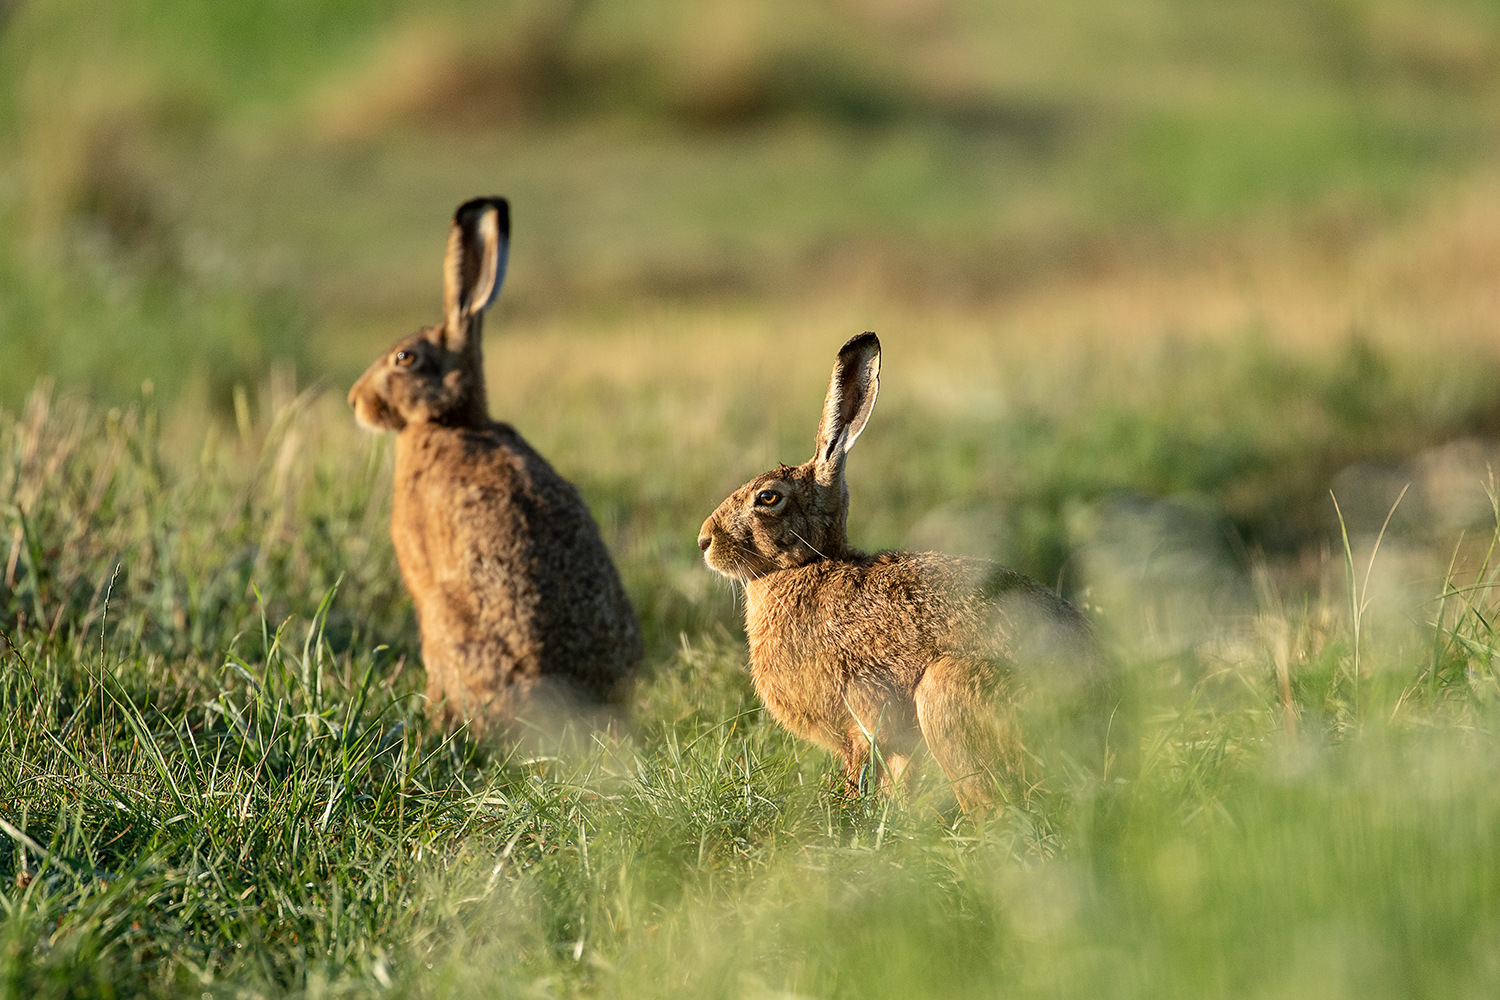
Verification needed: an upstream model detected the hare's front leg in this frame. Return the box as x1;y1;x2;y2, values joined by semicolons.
837;740;920;799
839;686;922;798
914;656;1023;810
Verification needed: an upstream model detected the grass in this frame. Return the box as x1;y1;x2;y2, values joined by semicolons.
7;0;1500;995
6;326;1500;997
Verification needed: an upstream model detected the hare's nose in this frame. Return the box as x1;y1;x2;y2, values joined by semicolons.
698;534;711;552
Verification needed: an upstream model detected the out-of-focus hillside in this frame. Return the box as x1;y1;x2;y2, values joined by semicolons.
2;0;1499;402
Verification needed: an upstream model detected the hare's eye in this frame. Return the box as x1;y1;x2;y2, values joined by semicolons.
394;350;416;367
755;489;781;507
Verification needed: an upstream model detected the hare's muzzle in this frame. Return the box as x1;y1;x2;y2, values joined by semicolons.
698;515;730;575
697;515;716;559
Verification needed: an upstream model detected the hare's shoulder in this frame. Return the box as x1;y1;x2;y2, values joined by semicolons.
401;422;578;501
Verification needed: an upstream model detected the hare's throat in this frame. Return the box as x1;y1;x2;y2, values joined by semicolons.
742;573;772;617
742;574;786;635
742;568;821;638
743;575;793;664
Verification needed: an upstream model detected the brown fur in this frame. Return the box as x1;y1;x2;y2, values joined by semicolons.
349;197;641;733
698;333;1094;809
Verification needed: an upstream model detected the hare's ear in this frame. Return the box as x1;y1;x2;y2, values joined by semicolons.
442;197;510;351
812;332;880;483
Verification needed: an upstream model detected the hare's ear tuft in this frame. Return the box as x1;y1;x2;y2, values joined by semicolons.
443;197;511;348
813;332;881;472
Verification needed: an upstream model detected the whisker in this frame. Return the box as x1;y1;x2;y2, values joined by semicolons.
788;527;830;562
723;539;769;582
737;555;797;622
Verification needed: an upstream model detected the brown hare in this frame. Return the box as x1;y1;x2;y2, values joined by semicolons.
349;197;642;733
697;333;1097;810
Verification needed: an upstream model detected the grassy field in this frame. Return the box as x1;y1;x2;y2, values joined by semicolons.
7;1;1500;997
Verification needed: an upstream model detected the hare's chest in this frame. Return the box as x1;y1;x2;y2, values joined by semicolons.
748;642;846;751
744;595;850;749
389;472;438;601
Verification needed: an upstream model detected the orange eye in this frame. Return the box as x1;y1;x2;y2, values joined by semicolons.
755;489;780;506
394;350;415;367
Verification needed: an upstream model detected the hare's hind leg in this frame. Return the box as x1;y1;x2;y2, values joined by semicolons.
914;657;1023;811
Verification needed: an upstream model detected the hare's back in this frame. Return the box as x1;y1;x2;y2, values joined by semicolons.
447;423;643;697
842;552;1094;669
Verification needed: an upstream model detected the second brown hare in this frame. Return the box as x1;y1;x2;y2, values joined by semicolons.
698;333;1098;810
349;197;642;734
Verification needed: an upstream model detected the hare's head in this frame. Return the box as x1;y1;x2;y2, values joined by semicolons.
349;198;510;431
699;332;880;581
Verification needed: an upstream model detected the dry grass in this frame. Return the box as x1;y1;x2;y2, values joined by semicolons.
977;171;1500;355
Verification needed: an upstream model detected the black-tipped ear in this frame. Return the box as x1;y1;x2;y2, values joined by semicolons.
813;332;881;475
443;197;510;349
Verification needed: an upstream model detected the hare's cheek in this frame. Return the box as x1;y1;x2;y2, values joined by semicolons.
749;525;783;561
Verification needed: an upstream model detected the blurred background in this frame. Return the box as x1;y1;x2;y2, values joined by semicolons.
4;0;1500;628
6;0;1499;389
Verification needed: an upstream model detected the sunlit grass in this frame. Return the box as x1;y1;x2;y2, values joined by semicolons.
6;326;1500;996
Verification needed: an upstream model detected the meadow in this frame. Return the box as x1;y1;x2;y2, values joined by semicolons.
6;1;1500;997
